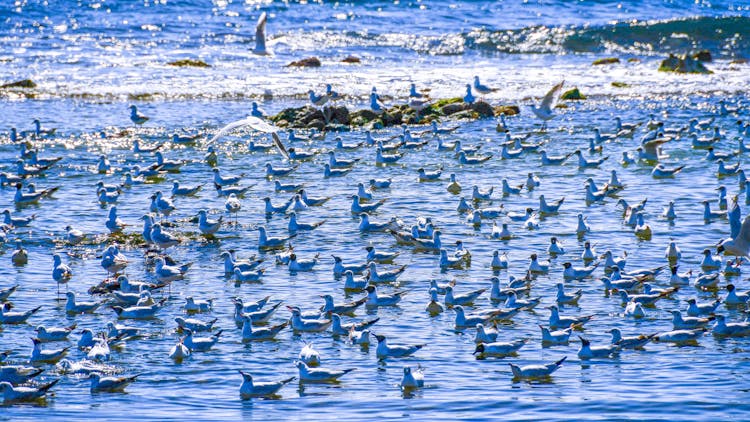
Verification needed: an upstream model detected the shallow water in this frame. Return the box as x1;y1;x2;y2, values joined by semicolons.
2;1;750;420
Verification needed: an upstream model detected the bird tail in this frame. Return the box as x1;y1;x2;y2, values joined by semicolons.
39;378;60;392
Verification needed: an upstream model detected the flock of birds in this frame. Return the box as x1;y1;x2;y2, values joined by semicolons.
1;75;750;404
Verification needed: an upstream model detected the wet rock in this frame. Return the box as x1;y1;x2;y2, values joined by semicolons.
627;58;641;63
561;88;586;100
592;57;620;65
167;59;210;68
381;110;403;126
470;101;494;118
611;81;630;88
494;105;520;116
658;54;712;74
692;50;712;62
286;57;321;68
730;58;748;65
341;56;361;63
441;102;469;115
1;79;36;89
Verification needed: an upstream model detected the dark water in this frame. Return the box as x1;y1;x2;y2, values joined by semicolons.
2;0;750;420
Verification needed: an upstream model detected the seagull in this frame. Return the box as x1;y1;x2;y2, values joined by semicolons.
508;357;566;379
129;105;149;125
530;80;564;130
90;373;139;393
252;12;270;55
239;371;295;398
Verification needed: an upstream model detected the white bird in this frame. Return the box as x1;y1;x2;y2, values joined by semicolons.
530;80;564;130
0;379;59;402
508;357;566;379
295;361;354;383
400;366;425;389
374;334;424;359
252;12;270;55
90;373;139;393
239;371;295;399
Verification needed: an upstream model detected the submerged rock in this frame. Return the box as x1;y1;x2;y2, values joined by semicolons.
658;54;712;74
341;56;361;63
0;79;36;89
561;88;586;100
287;57;322;68
167;59;211;68
592;57;620;65
611;81;630;88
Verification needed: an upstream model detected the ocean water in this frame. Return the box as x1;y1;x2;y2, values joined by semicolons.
1;0;750;420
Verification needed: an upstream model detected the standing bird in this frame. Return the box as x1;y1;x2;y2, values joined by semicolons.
128;105;149;125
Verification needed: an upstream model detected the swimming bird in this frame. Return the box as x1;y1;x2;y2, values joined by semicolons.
111;299;167;320
298;343;321;367
295;361;354;383
474;339;527;358
725;284;750;305
30;338;69;364
578;336;619;359
653;328;705;343
35;324;76;343
444;285;485;307
670;310;714;330
169;339;191;362
540;324;575;345
712;315;750;337
548;306;592;329
89;373;138;393
288;307;331;332
1;303;41;324
239;370;295;399
0;379;59;402
530;80;564;130
241;317;287;342
365;285;406;307
608;328;654;349
556;283;582;305
374;334;423;359
183;328;222;352
683;298;720;318
65;292;101;314
573;150;608;168
508;357;566;379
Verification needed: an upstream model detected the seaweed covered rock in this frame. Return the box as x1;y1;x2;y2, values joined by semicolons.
470;101;494;118
167;59;210;68
561;88;586;100
592;57;620;65
494;105;520;116
286;57;321;68
271;105;350;129
659;54;712;74
341;56;361;63
1;79;36;89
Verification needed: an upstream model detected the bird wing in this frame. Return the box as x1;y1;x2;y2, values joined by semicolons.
271;132;291;160
739;215;750;243
540;80;565;112
208;116;279;145
254;12;268;53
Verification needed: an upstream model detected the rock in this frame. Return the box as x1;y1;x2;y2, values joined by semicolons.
286;57;321;67
167;59;210;68
452;110;479;120
351;109;380;122
494;105;520;116
306;119;326;131
730;58;748;65
627;58;640;63
441;103;469;115
0;79;36;89
658;54;712;74
561;88;586;100
381;111;403;127
327;106;351;126
692;50;712;62
611;81;630;88
470;101;495;118
341;56;361;63
592;57;620;65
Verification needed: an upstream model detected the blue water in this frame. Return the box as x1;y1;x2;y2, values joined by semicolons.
2;0;750;420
